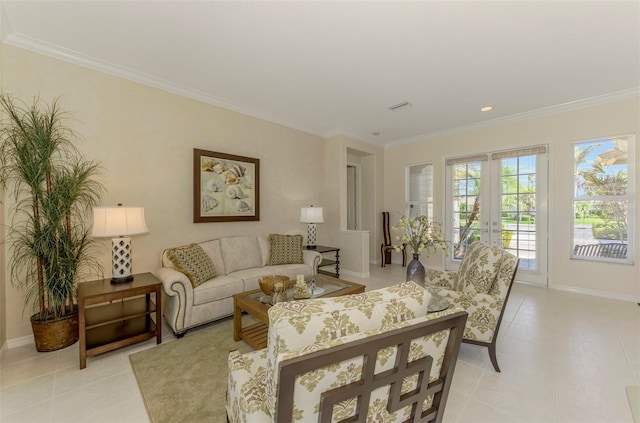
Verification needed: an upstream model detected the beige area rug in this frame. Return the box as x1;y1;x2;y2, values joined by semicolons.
628;386;640;423
129;317;253;423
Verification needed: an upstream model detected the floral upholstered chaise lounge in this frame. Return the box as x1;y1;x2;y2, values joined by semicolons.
226;281;468;423
424;241;519;372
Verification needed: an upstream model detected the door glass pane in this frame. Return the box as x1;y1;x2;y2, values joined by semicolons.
451;162;482;259
500;155;537;270
408;164;433;219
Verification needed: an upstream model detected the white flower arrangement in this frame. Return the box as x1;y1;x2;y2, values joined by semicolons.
392;215;448;257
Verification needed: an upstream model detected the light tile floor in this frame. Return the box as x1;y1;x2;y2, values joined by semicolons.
1;264;638;422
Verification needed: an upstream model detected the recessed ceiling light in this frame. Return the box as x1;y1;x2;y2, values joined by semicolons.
480;106;493;112
372;131;380;136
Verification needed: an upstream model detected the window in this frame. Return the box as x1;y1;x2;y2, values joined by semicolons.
572;135;634;262
407;163;433;219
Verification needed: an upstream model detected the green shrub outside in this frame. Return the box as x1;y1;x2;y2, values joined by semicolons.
501;224;514;248
519;214;535;223
592;221;627;240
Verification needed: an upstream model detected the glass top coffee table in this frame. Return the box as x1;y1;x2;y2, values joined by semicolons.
427;291;451;313
233;275;365;350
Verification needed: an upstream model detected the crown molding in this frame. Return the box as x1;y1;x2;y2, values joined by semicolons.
386;87;640;147
4;32;637;148
2;32;325;138
0;3;12;40
322;128;381;146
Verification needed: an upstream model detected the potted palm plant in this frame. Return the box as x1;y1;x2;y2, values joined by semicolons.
0;95;104;351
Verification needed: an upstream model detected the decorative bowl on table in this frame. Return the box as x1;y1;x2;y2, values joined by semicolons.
258;275;290;296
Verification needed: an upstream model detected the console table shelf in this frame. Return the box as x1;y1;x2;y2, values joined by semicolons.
78;273;162;369
86;318;157;352
85;297;156;329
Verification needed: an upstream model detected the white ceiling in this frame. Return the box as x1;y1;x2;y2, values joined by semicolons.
1;1;639;147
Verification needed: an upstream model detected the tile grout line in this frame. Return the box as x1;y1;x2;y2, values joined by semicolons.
550;316;565;423
609;306;640;386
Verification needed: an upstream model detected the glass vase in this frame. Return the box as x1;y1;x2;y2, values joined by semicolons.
406;253;425;286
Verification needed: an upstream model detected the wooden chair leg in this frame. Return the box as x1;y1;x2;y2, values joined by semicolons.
488;341;501;372
402;246;407;267
380;245;386;267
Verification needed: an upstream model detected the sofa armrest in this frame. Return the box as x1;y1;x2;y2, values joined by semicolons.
227;349;272;421
268;307;467;421
427;286;503;343
154;267;192;297
303;250;322;275
153;267;194;334
425;268;459;290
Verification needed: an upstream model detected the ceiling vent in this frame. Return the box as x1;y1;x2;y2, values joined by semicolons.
388;102;413;112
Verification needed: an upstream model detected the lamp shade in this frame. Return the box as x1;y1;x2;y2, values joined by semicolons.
300;207;324;224
92;206;148;237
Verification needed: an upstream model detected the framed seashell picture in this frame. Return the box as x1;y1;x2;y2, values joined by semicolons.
194;149;260;222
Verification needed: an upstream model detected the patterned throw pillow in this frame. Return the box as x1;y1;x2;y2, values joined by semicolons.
268;234;304;265
166;244;217;288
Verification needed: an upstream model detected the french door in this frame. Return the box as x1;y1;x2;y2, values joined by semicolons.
445;146;548;286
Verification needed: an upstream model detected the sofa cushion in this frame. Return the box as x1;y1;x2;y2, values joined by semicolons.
165;244;217;288
267;234;303;265
459;242;504;294
198;239;226;276
221;236;262;274
229;264;311;292
193;274;245;306
257;235;270;267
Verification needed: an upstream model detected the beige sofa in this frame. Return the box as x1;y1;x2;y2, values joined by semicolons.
155;235;321;336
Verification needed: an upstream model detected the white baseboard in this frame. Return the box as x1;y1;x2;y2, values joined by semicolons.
0;341;8;360
1;335;34;360
2;335;34;353
550;283;640;304
340;269;370;279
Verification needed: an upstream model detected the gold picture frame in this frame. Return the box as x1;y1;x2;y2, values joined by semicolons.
193;149;260;222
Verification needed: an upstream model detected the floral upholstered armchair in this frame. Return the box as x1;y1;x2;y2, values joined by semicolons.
226;281;468;423
424;241;519;372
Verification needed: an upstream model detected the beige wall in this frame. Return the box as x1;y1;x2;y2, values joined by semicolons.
1;45;332;340
2;40;636;347
325;135;384;276
385;97;640;300
0;39;6;350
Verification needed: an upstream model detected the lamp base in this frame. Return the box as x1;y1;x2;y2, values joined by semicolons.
111;237;134;283
307;223;317;248
110;275;134;284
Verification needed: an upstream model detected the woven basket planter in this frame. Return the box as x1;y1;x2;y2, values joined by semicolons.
30;311;79;352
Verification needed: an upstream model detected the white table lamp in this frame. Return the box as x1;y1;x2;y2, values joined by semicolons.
92;204;148;283
300;206;324;248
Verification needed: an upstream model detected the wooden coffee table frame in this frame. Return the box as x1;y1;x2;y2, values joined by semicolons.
233;275;365;350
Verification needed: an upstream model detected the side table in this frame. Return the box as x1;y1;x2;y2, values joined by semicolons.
305;245;340;278
78;272;162;369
